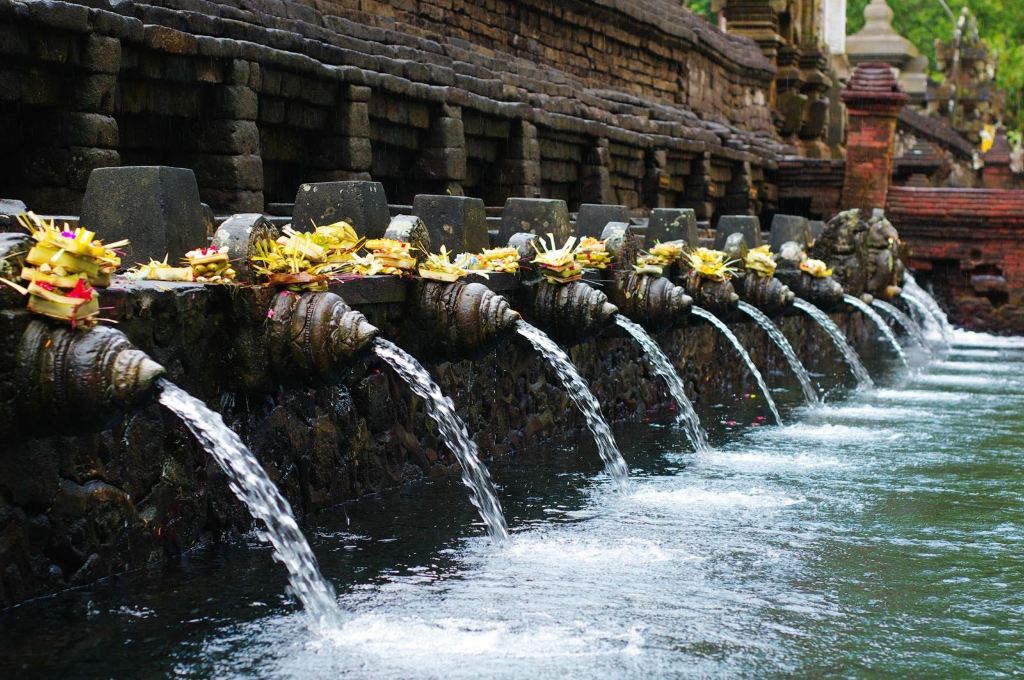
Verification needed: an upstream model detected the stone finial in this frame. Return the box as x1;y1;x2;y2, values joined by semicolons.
846;0;923;98
770;214;812;251
575;204;630;239
714;215;762;250
498;198;571;245
840;62;908;112
212;213;280;283
79;166;207;262
412;194;488;254
648;208;697;247
292;181;390;237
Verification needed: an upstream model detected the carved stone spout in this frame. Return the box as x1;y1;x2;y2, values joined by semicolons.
267;291;378;379
519;280;618;343
721;232;794;313
15;321;165;432
737;274;795;314
775;241;845;310
679;271;739;313
608;273;691;332
411;280;521;358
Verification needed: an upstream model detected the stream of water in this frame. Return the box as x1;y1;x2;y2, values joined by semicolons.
613;315;709;453
156;380;340;628
842;294;910;368
792;297;875;389
515;320;631;491
736;301;821;407
373;338;510;542
872;298;931;352
691;305;782;425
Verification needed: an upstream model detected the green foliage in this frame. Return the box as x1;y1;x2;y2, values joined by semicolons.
685;0;715;20
848;0;1024;129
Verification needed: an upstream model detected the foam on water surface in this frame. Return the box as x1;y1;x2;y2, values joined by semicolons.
751;423;903;443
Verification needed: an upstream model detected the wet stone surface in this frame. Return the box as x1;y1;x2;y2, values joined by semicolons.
0;281;873;606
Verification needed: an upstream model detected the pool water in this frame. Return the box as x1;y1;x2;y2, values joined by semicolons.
2;331;1022;678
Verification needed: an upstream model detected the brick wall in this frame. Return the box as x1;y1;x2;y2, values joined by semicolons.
888;186;1024;332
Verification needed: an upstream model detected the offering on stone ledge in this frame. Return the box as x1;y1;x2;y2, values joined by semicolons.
10;212;126;328
646;241;684;267
575;237;612;270
532;235;583;284
744;245;777;278
475;247;520;273
363;239;417;274
126;257;194;282
800;258;833;278
418;246;470;282
186;246;236;283
686;247;737;282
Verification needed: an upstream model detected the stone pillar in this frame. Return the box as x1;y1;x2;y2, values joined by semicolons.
63;35;122;211
982;126;1014;190
414;104;466;196
580;138;613;205
499;120;541;199
194;59;263;212
311;84;373;183
840;63;907;212
683;152;714;222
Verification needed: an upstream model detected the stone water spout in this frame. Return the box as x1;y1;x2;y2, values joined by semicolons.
608;272;691;332
679;272;737;314
775;241;845;310
14;321;165;433
410;280;521;358
267;291;379;379
722;233;794;314
518;280;618;343
597;222;691;332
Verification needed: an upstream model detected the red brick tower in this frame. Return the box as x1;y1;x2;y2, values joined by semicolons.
840;63;908;212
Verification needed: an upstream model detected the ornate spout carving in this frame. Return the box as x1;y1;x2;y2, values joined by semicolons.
15;321;165;431
411;280;520;358
775;241;845;310
519;280;618;343
608;273;691;332
678;271;739;313
267;291;378;378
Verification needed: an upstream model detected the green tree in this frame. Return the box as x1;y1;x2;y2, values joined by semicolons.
848;0;1024;129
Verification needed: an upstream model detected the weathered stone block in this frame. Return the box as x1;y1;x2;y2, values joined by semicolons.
79;166;207;262
499;198;571;245
414;147;467;181
575;203;629;238
648;208;697;246
67;147;120;190
413;194;488;253
714;215;762;249
62;113;118;148
293;181;390;236
193;120;259;155
770;214;812;251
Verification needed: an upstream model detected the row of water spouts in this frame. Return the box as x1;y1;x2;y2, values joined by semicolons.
157;272;953;629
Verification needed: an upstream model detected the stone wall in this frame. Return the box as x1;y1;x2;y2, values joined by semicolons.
0;283;875;606
0;0;788;221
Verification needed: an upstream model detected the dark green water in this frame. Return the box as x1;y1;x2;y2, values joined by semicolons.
2;332;1023;678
